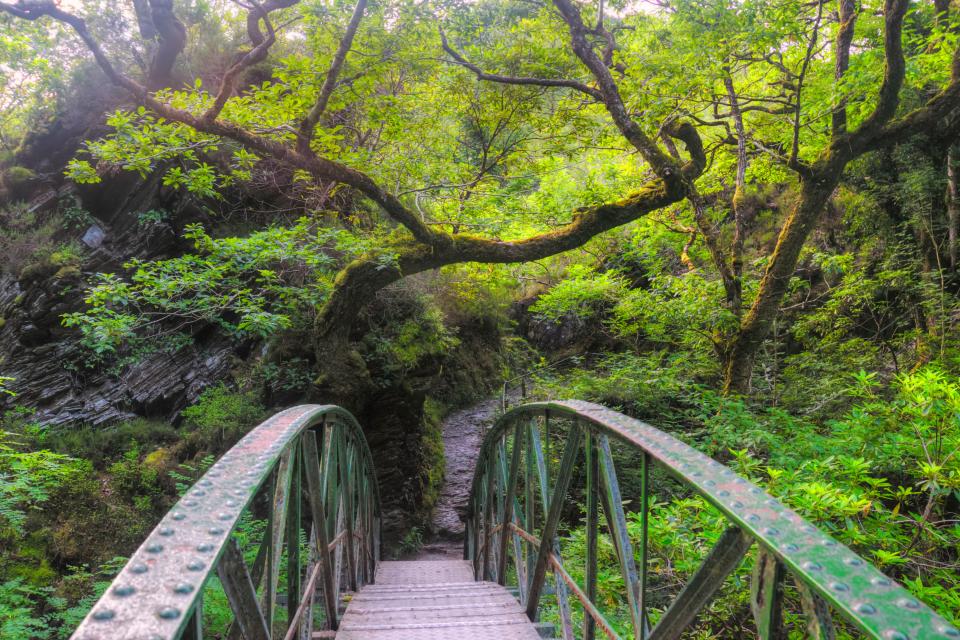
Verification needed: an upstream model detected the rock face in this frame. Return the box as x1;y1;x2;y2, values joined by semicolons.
0;169;238;425
429;394;510;540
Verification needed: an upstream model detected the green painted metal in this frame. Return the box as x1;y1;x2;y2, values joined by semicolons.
70;405;381;640
584;433;599;640
465;400;960;640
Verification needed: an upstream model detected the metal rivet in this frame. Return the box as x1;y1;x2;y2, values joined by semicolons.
192;490;206;497
157;606;181;620
199;480;212;487
782;543;799;552
208;527;224;535
182;500;197;507
856;603;877;615
159;527;174;537
705;480;716;487
717;490;729;497
197;543;214;553
872;576;892;587
130;563;148;574
942;627;960;638
173;583;194;595
112;585;135;597
218;513;232;521
186;560;205;571
804;561;823;571
92;609;115;621
884;632;909;640
845;557;863;566
172;512;186;521
900;598;920;610
146;543;164;553
731;501;744;508
830;582;849;592
226;500;239;507
764;527;779;536
823;539;838;547
746;514;760;522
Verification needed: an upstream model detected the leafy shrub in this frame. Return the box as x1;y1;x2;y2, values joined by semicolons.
533;360;960;630
529;264;627;322
0;201;58;276
180;385;266;450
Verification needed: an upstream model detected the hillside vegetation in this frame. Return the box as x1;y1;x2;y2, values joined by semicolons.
0;0;959;636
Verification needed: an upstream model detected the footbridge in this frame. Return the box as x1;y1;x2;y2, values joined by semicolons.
70;402;959;640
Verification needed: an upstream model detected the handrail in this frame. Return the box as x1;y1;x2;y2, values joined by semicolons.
501;353;598;412
71;404;381;640
465;400;960;640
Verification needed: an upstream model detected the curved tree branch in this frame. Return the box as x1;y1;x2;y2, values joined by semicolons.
831;0;857;136
297;0;368;153
551;0;681;181
439;29;604;101
203;1;280;122
146;0;186;89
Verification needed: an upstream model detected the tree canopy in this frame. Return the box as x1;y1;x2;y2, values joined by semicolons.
2;0;960;393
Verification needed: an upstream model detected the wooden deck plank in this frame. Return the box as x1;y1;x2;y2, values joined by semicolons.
336;560;542;639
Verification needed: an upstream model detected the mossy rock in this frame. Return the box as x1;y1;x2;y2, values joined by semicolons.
18;260;57;283
143;447;176;474
2;165;37;189
54;265;82;280
2;534;57;586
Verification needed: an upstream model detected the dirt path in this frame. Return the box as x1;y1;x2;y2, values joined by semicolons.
415;393;511;559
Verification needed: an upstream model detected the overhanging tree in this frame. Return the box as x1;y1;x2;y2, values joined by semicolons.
3;0;960;394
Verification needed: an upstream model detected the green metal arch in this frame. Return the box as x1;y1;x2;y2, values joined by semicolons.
70;404;381;640
468;400;959;640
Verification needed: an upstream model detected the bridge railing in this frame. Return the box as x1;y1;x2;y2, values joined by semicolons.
465;400;959;640
71;405;381;640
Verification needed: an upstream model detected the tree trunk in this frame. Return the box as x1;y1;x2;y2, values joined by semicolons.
721;172;839;394
947;146;959;270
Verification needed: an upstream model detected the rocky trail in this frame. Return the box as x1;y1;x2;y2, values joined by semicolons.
413;393;514;560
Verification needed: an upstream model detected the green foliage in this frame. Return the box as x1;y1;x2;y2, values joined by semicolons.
361;294;460;382
534;361;960;629
0;201;59;276
57;197;94;231
180;385;265;450
395;526;424;558
136;209;168;226
0;430;87;536
529;264;627;321
0;579;49;639
61;219;351;362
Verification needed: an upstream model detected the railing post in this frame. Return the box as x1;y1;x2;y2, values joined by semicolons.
598;435;644;639
302;430;340;630
640;450;650;638
339;436;358;592
584;431;599;640
218;537;271;640
751;549;786;640
483;462;495;581
525;420;581;620
286;446;302;633
498;423;524;584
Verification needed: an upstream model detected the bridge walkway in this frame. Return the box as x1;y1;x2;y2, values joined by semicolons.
334;560;541;640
